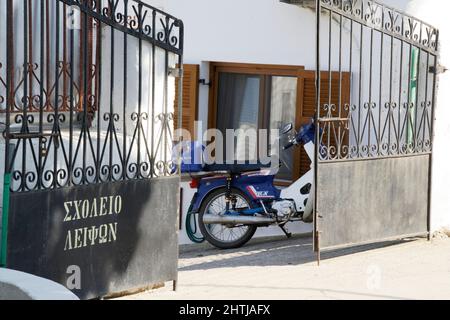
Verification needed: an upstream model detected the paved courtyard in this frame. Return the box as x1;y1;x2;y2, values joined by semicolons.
121;235;450;300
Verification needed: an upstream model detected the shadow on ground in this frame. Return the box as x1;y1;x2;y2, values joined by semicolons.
178;235;421;271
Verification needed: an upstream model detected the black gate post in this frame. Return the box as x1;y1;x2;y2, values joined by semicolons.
313;0;321;265
175;20;184;292
427;30;440;241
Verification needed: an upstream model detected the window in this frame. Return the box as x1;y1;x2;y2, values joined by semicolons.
209;62;351;184
0;2;100;125
216;73;262;163
214;73;298;180
209;62;304;183
268;76;298;181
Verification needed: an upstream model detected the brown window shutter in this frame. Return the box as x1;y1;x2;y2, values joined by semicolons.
299;70;351;175
174;64;199;140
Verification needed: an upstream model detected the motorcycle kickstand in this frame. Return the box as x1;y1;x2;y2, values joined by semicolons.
279;224;292;239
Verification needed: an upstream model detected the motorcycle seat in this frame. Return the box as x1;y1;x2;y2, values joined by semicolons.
204;163;270;174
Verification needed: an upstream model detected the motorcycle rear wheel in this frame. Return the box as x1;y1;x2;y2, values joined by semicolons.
198;188;257;249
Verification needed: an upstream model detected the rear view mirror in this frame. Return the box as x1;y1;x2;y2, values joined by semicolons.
281;123;293;135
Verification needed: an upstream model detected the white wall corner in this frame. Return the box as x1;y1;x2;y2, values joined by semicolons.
405;0;450;232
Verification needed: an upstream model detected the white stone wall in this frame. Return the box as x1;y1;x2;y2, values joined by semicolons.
154;0;326;243
405;0;450;232
147;0;446;244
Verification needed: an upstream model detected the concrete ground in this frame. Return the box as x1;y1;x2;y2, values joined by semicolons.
121;235;450;300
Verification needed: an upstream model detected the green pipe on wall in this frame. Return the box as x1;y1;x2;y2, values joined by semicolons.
408;47;419;148
1;173;11;267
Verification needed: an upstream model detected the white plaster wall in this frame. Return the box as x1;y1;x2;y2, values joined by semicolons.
155;0;323;244
404;0;450;232
147;0;445;244
160;0;316;244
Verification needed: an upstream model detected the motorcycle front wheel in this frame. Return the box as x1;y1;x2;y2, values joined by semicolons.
198;188;257;249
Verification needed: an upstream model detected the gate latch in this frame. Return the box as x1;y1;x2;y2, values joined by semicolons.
429;64;448;75
7;132;59;156
40;138;48;157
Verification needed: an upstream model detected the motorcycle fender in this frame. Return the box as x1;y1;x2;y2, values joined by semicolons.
190;177;228;213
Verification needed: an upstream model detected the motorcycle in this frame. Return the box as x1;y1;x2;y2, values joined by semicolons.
180;119;316;249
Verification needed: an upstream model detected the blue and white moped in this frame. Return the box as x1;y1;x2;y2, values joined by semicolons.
182;120;316;249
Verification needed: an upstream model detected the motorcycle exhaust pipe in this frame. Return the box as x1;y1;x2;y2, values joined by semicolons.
202;215;276;225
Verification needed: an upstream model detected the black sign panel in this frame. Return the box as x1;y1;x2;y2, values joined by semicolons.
6;177;180;299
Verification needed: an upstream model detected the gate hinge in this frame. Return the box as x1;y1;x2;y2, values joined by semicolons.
168;67;183;78
429;64;448;75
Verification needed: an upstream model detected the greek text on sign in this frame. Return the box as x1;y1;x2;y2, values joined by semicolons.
63;196;123;251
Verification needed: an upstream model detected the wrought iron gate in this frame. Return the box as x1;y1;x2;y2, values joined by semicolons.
0;0;183;299
314;0;439;253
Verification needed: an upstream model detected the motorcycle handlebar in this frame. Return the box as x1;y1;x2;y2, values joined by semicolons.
283;141;295;150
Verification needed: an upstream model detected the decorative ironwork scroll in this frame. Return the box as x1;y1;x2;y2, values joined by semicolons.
1;0;184;192
317;0;439;162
